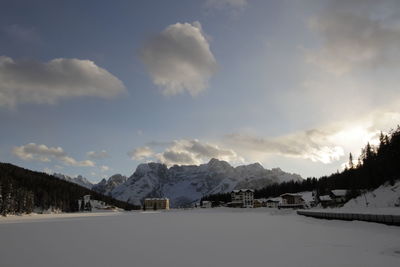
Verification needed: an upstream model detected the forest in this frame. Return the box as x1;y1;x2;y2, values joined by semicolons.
202;126;400;204
0;163;139;216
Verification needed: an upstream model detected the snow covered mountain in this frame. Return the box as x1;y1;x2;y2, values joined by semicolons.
92;174;127;196
53;173;93;189
106;158;302;207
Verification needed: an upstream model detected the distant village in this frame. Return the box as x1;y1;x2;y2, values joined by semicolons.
198;188;348;210
81;188;349;212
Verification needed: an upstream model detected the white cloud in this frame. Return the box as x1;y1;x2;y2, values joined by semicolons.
205;0;248;10
87;150;109;159
0;56;126;108
61;156;95;167
12;143;95;167
128;146;154;161
140;21;217;96
100;165;110;172
131;139;243;166
226;130;345;164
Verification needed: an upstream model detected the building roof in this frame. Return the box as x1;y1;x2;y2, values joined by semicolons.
280;193;303;198
144;198;169;201
232;189;255;193
319;195;332;201
331;189;348;197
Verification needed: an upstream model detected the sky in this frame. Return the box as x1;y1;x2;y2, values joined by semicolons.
1;0;400;182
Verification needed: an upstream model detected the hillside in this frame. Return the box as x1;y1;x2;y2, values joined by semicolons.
344;180;400;209
0;163;137;216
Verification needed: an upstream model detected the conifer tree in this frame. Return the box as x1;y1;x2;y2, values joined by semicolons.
348;153;354;169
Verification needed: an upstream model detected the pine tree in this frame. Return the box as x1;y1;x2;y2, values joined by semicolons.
348;153;354;169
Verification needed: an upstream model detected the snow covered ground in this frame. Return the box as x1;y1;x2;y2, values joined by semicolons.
1;208;400;267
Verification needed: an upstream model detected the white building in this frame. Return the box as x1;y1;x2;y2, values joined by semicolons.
231;189;254;208
201;201;212;208
78;195;108;211
266;199;280;208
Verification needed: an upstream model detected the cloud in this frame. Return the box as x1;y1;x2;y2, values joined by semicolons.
225;109;400;165
131;139;243;166
87;150;109;159
12;143;95;167
308;0;400;74
157;139;243;165
290;0;400;123
128;146;154;160
205;0;248;10
225;130;345;164
159;150;196;166
100;165;110;172
0;56;126;108
140;21;217;96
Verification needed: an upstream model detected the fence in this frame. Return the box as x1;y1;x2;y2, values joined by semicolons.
297;210;400;226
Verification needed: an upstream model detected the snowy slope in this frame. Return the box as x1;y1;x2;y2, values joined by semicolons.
342;180;400;210
312;180;400;215
109;158;303;207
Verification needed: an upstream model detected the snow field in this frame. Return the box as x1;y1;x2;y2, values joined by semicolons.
1;208;399;267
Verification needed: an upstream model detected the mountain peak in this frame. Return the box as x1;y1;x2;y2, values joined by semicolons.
207;158;231;169
99;160;302;207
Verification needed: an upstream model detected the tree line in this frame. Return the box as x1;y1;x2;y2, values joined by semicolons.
202;126;400;203
0;163;139;216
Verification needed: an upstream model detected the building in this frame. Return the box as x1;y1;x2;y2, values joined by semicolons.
330;190;348;204
78;195;108;211
265;199;280;208
144;198;170;210
230;189;254;208
253;199;264;208
201;201;212;208
278;193;305;209
318;195;333;207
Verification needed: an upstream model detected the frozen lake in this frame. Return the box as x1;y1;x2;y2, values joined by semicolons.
1;208;400;267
